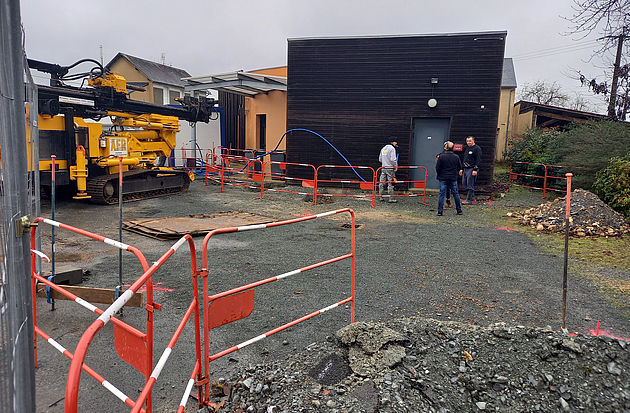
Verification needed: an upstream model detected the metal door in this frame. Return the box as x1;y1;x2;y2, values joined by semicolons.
411;118;451;189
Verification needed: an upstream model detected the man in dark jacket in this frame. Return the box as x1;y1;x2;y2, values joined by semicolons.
435;141;463;216
462;136;482;204
436;141;452;207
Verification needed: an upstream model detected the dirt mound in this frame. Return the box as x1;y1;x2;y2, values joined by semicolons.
211;318;629;412
509;189;630;237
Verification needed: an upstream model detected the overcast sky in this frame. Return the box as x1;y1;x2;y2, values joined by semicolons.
20;0;613;112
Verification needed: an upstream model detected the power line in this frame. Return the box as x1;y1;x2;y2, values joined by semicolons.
512;40;599;59
513;44;599;61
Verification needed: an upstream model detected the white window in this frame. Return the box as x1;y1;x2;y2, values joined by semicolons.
169;90;181;104
153;86;164;105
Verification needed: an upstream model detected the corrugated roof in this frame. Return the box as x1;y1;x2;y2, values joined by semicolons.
106;53;191;87
502;58;517;88
184;71;287;96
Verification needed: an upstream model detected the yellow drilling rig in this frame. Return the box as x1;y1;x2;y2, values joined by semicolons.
25;58;216;204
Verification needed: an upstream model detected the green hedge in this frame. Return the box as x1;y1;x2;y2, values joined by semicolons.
593;153;630;220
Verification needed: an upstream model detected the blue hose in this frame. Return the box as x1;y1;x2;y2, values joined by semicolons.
255;128;367;182
185;128;368;182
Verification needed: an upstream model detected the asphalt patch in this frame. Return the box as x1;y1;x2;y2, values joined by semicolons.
308;353;351;385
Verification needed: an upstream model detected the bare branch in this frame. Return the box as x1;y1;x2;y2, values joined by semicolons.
519;81;570;106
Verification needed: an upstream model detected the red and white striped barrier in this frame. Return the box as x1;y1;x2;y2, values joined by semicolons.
31;218;204;413
31;209;357;412
197;208;356;407
375;165;428;206
205;153;431;208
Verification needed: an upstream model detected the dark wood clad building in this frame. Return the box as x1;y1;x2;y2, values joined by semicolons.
286;31;507;188
218;92;246;150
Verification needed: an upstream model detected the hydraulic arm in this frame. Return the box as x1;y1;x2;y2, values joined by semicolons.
25;58;217;203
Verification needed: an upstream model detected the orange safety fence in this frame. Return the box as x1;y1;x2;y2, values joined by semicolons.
264;160;318;205
199;208;356;408
508;161;572;198
375;165;429;205
205;151;432;208
30;208;356;412
205;154;266;197
314;164;377;205
173;145;217;170
31;218;203;413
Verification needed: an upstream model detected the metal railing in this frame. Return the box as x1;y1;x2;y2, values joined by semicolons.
508;161;572;198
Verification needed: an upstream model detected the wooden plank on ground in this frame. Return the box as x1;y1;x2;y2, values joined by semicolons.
36;285;143;307
123;211;272;240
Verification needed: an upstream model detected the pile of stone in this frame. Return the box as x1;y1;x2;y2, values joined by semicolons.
209;318;629;412
508;189;630;237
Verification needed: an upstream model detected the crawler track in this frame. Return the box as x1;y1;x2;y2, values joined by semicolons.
87;169;191;204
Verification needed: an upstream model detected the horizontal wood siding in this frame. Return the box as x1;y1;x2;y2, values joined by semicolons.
286;33;506;185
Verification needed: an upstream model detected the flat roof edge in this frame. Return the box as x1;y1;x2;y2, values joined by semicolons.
288;30;508;42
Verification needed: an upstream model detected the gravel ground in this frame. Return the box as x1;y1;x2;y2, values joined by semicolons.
33;181;630;412
221;319;629;412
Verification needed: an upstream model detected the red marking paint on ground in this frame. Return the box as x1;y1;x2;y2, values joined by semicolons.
484;199;494;205
495;219;511;232
292;207;309;217
569;321;629;341
587;328;630;342
123;282;174;293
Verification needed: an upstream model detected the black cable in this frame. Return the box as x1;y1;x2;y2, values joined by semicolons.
64;58;105;75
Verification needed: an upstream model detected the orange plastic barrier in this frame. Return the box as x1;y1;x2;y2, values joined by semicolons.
508;161;572;198
198;208;356;408
204;150;432;208
205;154;265;197
314;164;376;205
31;218;203;413
30;208;357;412
264;160;318;205
375;165;428;205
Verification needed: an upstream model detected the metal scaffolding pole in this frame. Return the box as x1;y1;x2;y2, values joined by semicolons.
0;0;36;411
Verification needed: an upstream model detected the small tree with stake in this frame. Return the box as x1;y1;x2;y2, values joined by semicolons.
565;0;629;120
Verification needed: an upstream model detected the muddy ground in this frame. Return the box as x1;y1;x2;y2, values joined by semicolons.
33;180;630;412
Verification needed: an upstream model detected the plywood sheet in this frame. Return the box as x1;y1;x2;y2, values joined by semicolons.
36;284;143;307
123;211;271;240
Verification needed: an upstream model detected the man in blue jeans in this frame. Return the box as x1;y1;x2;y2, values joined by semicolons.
462;135;482;204
435;141;463;216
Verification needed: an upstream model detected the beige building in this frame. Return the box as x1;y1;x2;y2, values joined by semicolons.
511;101;606;138
496;58;517;161
105;52;192;104
106;53;222;165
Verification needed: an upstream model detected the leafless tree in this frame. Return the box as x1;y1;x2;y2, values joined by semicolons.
566;0;629;46
569;92;594;111
564;0;630;119
519;81;570;106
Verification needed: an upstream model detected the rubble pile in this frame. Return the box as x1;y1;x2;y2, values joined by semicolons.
211;318;629;412
509;189;630;237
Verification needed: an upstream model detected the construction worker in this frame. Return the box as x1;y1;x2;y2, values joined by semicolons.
436;141;452;208
435;141;463;216
462;135;482;204
378;138;398;203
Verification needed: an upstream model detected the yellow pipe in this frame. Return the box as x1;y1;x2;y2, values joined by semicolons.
98;158;140;167
40;160;69;170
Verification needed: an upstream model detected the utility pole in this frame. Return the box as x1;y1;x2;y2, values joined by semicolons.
607;32;625;119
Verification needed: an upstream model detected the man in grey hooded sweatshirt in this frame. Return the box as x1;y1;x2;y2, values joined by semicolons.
378;138;398;203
